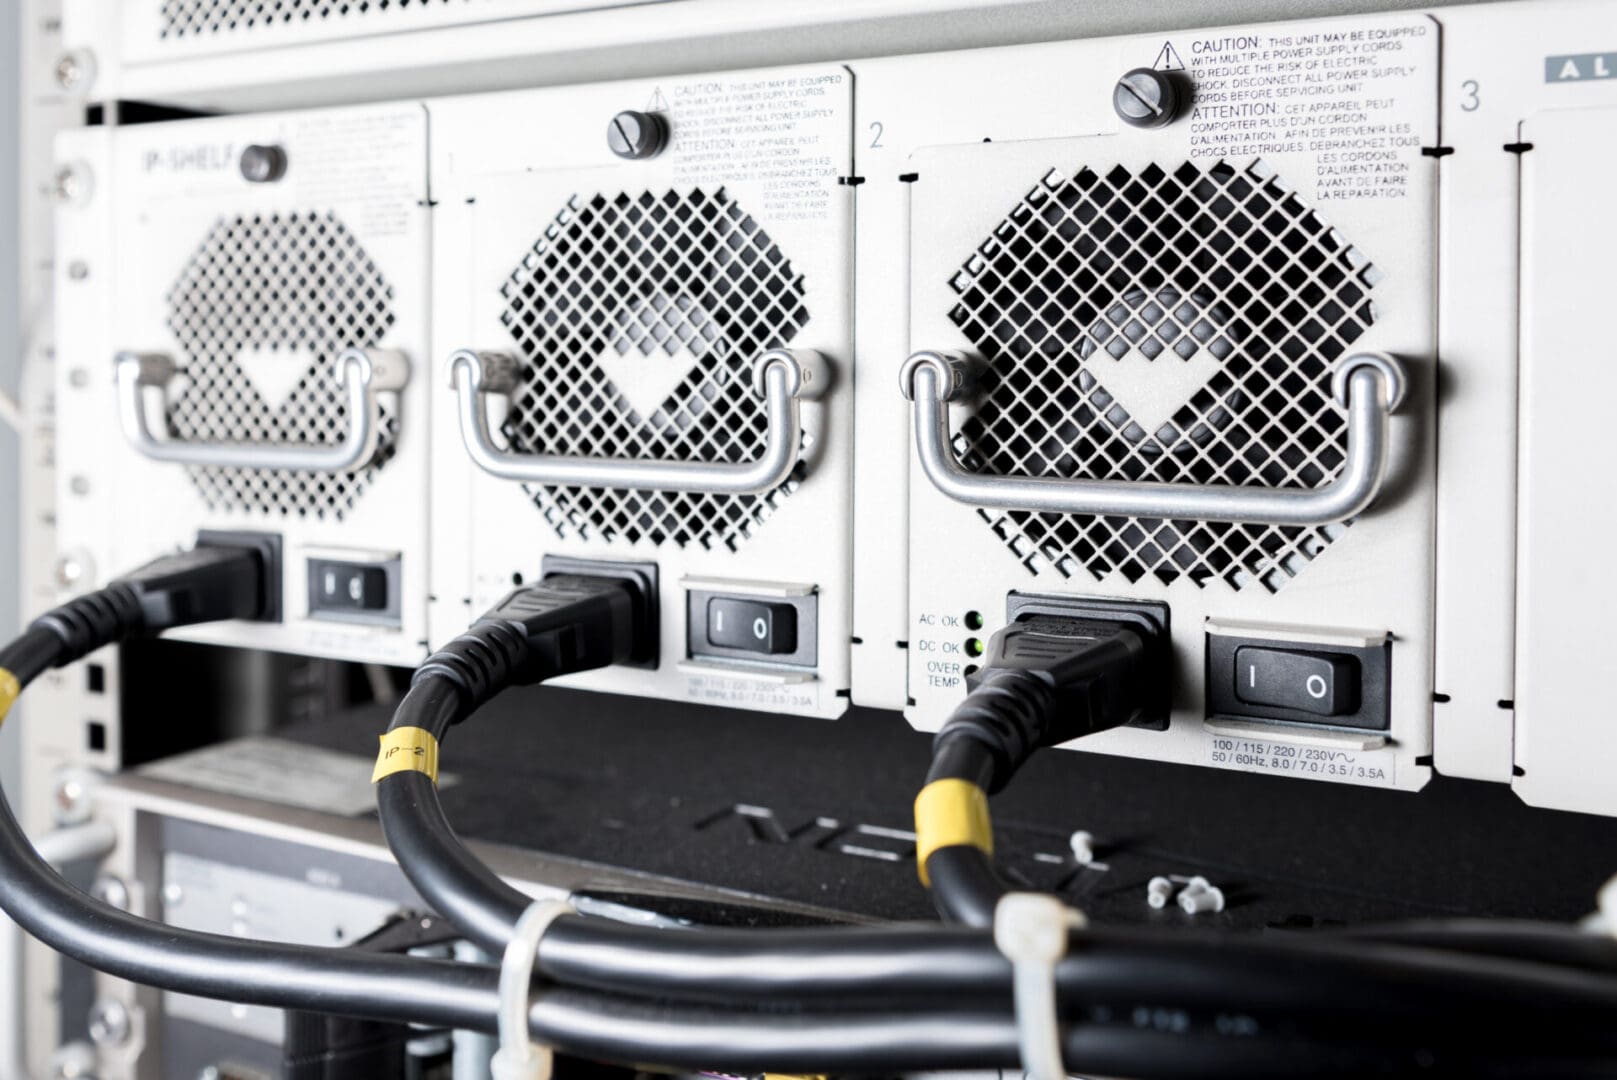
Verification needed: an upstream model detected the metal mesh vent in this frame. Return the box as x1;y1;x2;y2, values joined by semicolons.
948;159;1379;592
159;0;479;39
165;210;397;520
500;188;811;551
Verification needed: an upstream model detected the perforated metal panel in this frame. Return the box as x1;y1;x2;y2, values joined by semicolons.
499;188;811;551
947;158;1378;592
158;0;481;39
165;210;398;520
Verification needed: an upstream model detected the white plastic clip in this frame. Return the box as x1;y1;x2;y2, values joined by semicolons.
490;898;576;1080
993;892;1085;1080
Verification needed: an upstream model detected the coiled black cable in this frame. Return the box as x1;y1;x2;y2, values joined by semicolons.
7;559;1617;1076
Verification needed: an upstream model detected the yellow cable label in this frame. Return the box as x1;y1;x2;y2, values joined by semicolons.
372;726;440;784
913;778;993;886
0;669;20;726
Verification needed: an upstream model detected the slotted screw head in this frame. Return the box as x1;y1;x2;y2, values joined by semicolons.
55;51;96;93
1113;68;1183;129
607;110;668;160
52;164;91;205
87;999;130;1048
239;144;288;184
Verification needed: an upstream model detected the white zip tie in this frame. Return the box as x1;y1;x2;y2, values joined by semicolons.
994;892;1086;1080
490;898;576;1080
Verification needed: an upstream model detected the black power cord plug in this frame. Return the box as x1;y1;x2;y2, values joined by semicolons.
936;614;1160;794
917;611;1167;925
31;543;269;666
411;574;651;718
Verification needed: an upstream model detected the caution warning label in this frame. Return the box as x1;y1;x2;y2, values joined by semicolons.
1158;19;1434;201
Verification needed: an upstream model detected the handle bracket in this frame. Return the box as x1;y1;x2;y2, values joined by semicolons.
901;349;1406;526
115;347;408;473
449;347;828;494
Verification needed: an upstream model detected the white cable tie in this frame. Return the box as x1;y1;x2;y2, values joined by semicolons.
994;892;1085;1080
490;898;576;1080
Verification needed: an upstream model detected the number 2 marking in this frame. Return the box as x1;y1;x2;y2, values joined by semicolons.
869;121;885;149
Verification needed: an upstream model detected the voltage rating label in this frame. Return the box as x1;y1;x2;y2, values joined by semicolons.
1155;18;1434;201
1206;733;1397;787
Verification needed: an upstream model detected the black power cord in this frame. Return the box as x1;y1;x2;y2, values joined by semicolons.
5;556;1617;1075
916;612;1162;925
372;583;1617;1074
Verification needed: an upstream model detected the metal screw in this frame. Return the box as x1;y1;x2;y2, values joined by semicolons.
87;999;131;1048
163;882;185;907
69;366;90;388
52;769;95;824
606;110;668;160
54;50;96;93
90;875;129;911
47;1042;98;1080
67;260;90;281
55;555;85;588
239;144;288;184
52;163;91;205
1113;68;1184;129
69;475;91;495
1146;876;1175;910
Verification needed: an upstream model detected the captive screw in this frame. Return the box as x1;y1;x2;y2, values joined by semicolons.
239;144;288;184
1113;68;1185;129
607;110;669;160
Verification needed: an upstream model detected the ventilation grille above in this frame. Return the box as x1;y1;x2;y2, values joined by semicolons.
499;188;810;551
158;0;480;39
948;159;1379;593
165;210;397;520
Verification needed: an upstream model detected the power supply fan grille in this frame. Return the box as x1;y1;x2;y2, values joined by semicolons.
499;188;811;551
165;210;398;520
948;159;1379;593
159;0;479;39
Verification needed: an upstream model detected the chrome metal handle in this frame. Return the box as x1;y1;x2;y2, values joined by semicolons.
114;347;408;472
901;350;1407;525
449;347;829;494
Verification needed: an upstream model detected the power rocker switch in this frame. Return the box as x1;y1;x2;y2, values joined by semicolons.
306;552;402;626
1233;646;1358;717
707;597;797;655
1206;620;1389;732
685;578;818;669
314;562;389;612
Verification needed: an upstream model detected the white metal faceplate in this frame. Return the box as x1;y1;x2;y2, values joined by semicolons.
1515;104;1617;817
428;68;855;718
116;0;668;65
897;13;1440;791
53;104;433;666
1427;0;1617;813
